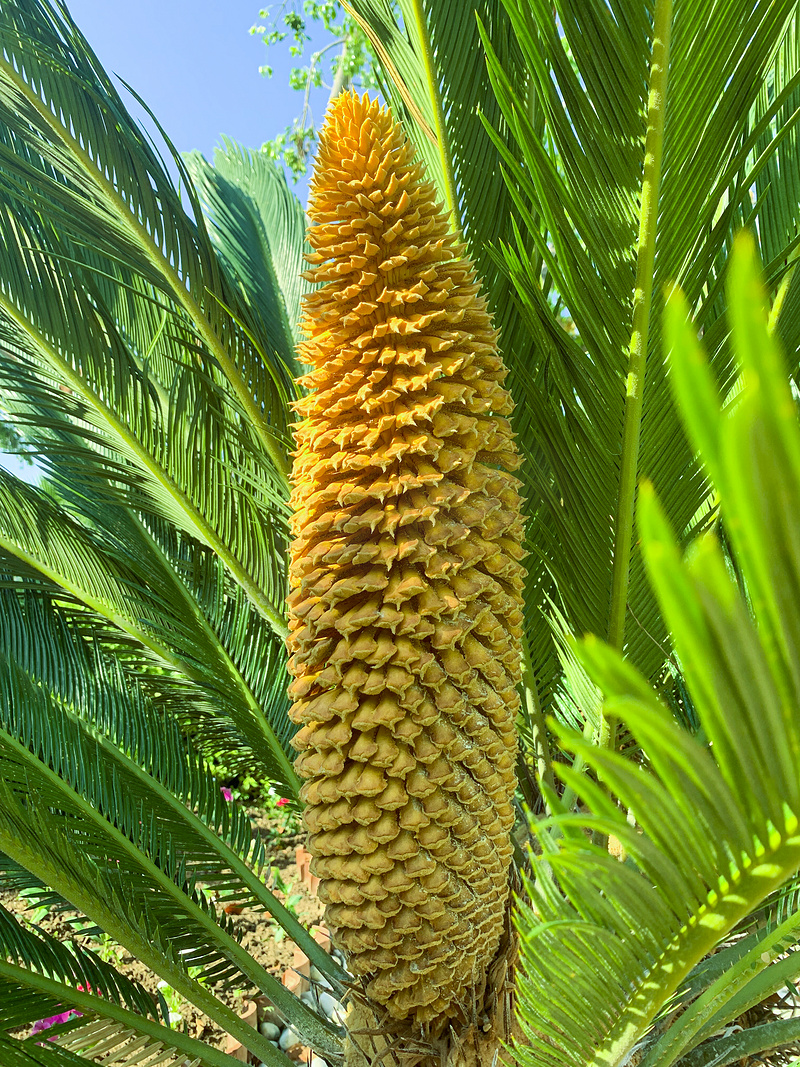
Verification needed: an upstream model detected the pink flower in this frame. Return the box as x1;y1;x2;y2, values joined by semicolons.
221;787;233;802
276;797;289;807
32;1009;80;1036
32;983;101;1037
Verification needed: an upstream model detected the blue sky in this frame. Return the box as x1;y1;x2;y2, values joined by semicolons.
0;0;338;480
66;0;336;200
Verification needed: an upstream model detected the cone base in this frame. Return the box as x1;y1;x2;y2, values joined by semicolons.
343;897;519;1067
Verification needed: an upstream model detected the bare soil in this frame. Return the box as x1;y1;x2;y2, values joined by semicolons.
3;804;324;1051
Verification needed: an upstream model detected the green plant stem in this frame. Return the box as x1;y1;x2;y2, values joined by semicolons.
0;962;251;1067
677;1018;800;1067
127;515;300;790
638;903;800;1066
61;705;330;981
0;827;302;1067
521;637;555;794
0;730;339;1059
607;0;673;716
596;829;800;1067
0;486;294;784
409;0;459;229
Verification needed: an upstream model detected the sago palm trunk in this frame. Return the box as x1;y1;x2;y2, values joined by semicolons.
286;91;525;1066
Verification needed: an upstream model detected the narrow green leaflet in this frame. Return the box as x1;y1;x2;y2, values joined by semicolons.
0;470;299;793
0;1035;91;1067
0;899;154;1021
515;239;800;1066
480;0;798;711
0;0;293;479
186;139;312;360
0;905;244;1066
0;590;343;1060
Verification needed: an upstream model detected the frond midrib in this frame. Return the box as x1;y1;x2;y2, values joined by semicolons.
593;826;800;1067
0;290;289;639
0;730;339;1060
0;960;241;1067
0;53;292;486
33;659;321;974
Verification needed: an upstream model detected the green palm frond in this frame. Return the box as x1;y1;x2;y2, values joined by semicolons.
0;243;290;636
46;1019;215;1067
185;139;312;360
475;0;800;713
0;909;243;1066
0;588;343;1061
0;1035;92;1067
0;923;234;1066
0;907;229;1067
0;585;345;994
746;9;800;372
0;0;301;647
0;900;154;1020
515;235;800;1067
0;790;306;1066
344;0;527;267
0;0;292;481
0;469;298;791
332;1;800;729
725;8;800;275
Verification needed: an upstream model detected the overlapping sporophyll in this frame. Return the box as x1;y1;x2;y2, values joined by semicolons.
287;92;525;1025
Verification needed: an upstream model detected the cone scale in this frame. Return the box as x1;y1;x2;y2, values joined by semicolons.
287;93;525;1029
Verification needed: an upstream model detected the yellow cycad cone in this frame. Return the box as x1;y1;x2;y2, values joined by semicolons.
287;91;525;1028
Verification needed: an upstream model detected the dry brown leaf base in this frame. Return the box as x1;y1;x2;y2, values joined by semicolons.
342;901;519;1067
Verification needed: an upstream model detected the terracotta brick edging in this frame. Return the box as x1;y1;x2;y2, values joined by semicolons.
282;924;331;997
226;919;334;1065
295;845;319;895
224;998;258;1063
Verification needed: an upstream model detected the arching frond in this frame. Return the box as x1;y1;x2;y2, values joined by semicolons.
516;236;800;1067
0;0;293;480
185;139;312;360
0;1034;90;1066
482;0;800;712
0;0;302;649
0;242;290;636
0;900;154;1020
0;892;245;1065
0;470;298;792
0;588;343;1060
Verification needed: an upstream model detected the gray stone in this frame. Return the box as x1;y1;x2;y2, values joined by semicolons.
318;991;340;1019
309;965;332;989
279;1026;303;1051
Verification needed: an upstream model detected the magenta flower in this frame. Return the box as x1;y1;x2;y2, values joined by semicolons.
276;797;289;807
32;982;102;1040
32;1008;80;1036
221;786;233;802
